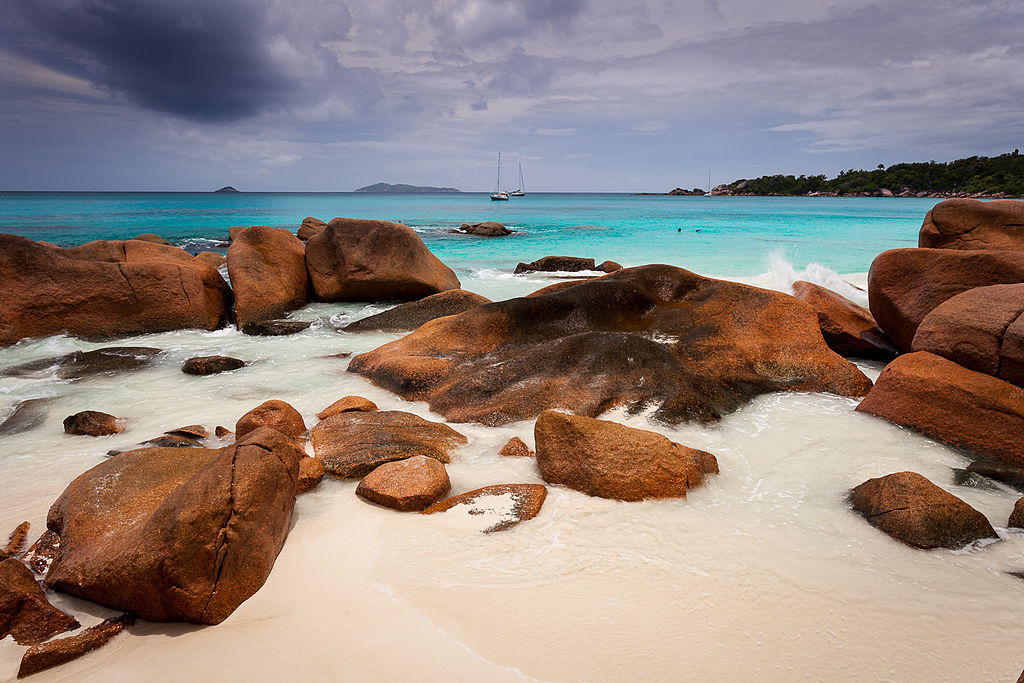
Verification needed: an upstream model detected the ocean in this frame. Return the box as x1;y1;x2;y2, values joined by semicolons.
1;193;1021;682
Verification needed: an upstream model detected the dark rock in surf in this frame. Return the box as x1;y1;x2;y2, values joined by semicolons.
241;320;311;336
63;411;124;437
966;461;1024;493
514;256;596;274
457;221;512;237
342;290;491;333
2;347;161;380
181;356;245;375
0;399;53;436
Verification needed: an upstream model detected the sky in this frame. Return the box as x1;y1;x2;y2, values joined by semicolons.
0;0;1022;192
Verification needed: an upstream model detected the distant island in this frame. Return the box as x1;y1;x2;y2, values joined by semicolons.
354;183;461;193
214;186;239;193
699;151;1024;198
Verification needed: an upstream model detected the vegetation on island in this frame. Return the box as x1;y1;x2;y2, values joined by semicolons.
710;150;1024;197
355;183;461;193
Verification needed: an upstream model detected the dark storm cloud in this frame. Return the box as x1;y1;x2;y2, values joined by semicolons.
8;0;351;121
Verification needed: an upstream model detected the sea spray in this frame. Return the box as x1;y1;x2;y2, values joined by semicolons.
766;249;870;308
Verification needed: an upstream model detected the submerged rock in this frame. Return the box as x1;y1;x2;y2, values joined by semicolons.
457;221;511;236
849;471;997;549
181;355;246;375
355;455;451;511
311;410;466;479
241;320;311;336
0;558;79;646
0;236;231;347
534;411;718;501
305;217;460;301
867;248;1024;351
422;484;548;533
919;198;1024;251
0;399;53;436
235;399;306;440
3;347;161;380
227;226;309;328
499;437;534;458
316;396;377;420
792;280;898;360
44;427;304;624
342;290;492;332
966;461;1024;493
856;352;1024;468
349;265;871;427
912;283;1024;387
18;613;133;678
63;411;124;437
514;256;596;274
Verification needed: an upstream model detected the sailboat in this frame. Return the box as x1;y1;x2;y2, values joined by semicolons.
509;162;525;197
490;153;509;201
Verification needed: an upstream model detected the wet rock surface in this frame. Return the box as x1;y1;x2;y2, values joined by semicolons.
792;280;898;360
499;437;534;457
316;396;378;420
422;484;548;533
966;461;1024;493
181;355;246;375
850;471;998;549
18;614;133;678
62;411;124;437
535;411;719;501
349;265;871;426
0;558;79;646
311;410;466;479
355;455;451;511
0;400;53;437
342;290;492;332
44;427;304;624
2;347;161;380
515;256;596;273
241;320;312;336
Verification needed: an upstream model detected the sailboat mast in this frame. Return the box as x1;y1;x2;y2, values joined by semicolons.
496;153;502;192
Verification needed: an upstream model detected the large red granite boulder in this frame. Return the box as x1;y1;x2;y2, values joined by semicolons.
912;283;1024;387
856;352;1024;467
791;280;898;359
311;410;466;479
227;226;309;327
342;289;491;332
534;411;718;501
0;558;79;645
349;265;871;426
355;455;451;511
44;427;303;624
305;217;460;301
919;198;1024;251
235;400;306;440
866;248;1024;351
850;471;997;549
0;235;232;347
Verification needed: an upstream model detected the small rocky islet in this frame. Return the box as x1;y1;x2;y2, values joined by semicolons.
1;202;1024;675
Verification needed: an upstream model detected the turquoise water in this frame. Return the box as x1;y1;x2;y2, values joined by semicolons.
0;192;936;277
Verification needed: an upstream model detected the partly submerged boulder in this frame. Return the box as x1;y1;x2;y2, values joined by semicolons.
63;410;124;437
919;198;1024;251
0;399;52;436
297;216;327;242
349;265;872;427
792;280;898;360
422;484;547;533
227;225;309;328
867;248;1024;351
499;436;534;458
311;410;466;479
240;320;311;336
44;427;303;624
966;461;1024;493
0;558;79;645
305;217;460;301
514;256;596;274
849;471;997;549
355;455;451;511
1009;497;1024;529
0;236;231;347
342;289;491;332
2;347;161;380
856;352;1024;467
912;283;1024;387
181;355;245;375
534;411;718;501
457;221;511;237
235;400;306;440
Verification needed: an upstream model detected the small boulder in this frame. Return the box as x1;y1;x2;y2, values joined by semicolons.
132;233;169;245
912;283;1024;387
63;411;124;437
499;437;534;457
297;217;326;241
18;613;132;678
141;434;202;448
792;280;898;359
856;352;1024;467
534;411;718;501
305;217;461;301
597;260;622;273
849;471;998;549
182;355;246;375
316;396;378;420
457;221;511;236
919;198;1024;251
422;484;547;533
514;256;596;274
195;251;226;269
235;399;306;440
241;320;311;336
0;558;79;646
311;410;466;479
342;290;492;332
867;248;1024;351
165;424;209;439
1009;497;1024;528
297;456;325;493
214;426;232;438
227;225;309;328
355;455;451;511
